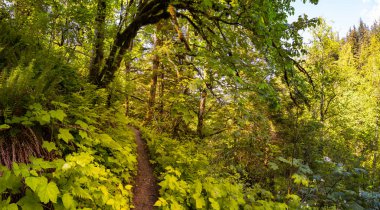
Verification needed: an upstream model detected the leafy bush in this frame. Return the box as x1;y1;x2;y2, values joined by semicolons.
0;101;137;209
138;127;300;209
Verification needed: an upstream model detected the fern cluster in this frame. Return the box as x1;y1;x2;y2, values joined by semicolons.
0;16;81;122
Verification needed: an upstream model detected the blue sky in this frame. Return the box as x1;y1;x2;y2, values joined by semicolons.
290;0;380;38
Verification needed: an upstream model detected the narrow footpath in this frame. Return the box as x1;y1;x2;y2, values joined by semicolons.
131;128;159;210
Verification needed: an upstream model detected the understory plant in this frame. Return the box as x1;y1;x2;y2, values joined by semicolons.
0;96;137;209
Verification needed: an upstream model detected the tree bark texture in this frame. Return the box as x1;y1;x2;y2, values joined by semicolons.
90;0;170;87
197;89;207;138
89;0;107;83
145;24;162;124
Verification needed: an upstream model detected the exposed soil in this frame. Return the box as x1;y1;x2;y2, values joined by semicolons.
131;128;159;210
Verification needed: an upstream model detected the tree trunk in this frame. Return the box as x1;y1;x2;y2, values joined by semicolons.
159;72;165;115
145;24;162;124
172;56;186;137
89;0;107;83
320;62;325;122
145;60;159;123
197;89;207;138
125;61;132;116
91;1;169;87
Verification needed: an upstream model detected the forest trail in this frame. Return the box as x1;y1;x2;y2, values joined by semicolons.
131;128;159;210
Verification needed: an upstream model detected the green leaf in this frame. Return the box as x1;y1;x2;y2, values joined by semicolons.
17;190;43;210
71;185;93;200
51;101;69;108
21;120;34;126
29;103;43;110
79;130;88;139
193;195;205;209
165;166;181;177
58;128;74;143
49;110;66;122
125;185;133;190
98;133;122;150
298;164;313;174
42;141;57;152
194;180;202;195
286;194;301;207
25;177;48;192
36;111;51;125
278;157;292;165
0;124;10;131
31;158;56;169
3;203;18;210
268;162;279;170
0;170;22;193
154;198;168;207
9;116;28;124
291;174;309;186
37;181;59;204
66;152;94;167
192;181;205;209
62;193;75;209
12;162;30;177
12;163;20;176
202;0;212;7
30;170;38;177
209;198;220;210
75;120;89;129
42;114;50;122
346;202;364;210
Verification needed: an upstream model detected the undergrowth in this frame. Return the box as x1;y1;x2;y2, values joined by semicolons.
0;18;138;209
134;125;295;210
136;123;379;209
0;99;137;209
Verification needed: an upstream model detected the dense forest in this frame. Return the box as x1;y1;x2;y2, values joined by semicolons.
0;0;380;209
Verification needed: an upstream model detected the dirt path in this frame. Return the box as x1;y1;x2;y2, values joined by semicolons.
131;128;159;210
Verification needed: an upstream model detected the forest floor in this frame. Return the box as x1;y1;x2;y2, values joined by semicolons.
131;128;159;210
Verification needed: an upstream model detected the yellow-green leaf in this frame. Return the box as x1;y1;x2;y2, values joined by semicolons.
0;124;10;131
3;203;18;210
75;120;88;129
58;128;74;143
37;181;59;204
25;177;47;192
42;141;57;152
62;193;75;209
154;198;168;207
49;110;66;122
209;198;220;210
17;190;43;210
